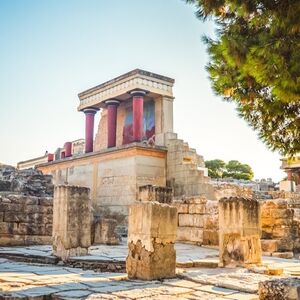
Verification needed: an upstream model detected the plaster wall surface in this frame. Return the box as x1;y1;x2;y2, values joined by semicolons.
38;145;167;234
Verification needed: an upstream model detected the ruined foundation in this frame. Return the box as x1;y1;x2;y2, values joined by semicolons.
219;197;262;267
52;185;91;260
126;201;177;280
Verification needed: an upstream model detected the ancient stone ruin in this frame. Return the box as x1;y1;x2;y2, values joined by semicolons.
52;185;91;260
126;201;177;280
0;165;53;246
1;70;300;298
219;197;262;267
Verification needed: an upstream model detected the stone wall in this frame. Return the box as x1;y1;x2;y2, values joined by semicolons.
166;137;214;199
39;145;167;236
172;196;219;245
212;183;253;200
261;198;300;257
0;166;53;197
0;194;53;246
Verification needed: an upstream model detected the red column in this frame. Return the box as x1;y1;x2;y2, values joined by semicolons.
131;90;146;142
105;100;120;148
83;108;98;153
47;153;54;162
64;142;72;157
287;170;293;181
61;151;65;159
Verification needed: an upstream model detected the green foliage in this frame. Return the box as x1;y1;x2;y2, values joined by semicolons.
205;159;226;178
205;159;254;180
186;0;300;156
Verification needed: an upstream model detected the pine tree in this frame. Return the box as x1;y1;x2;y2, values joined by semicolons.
186;0;300;156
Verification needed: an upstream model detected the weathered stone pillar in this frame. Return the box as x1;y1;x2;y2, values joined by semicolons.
219;197;262;267
64;142;72;157
83;108;98;153
296;171;300;185
53;185;91;260
131;90;145;142
126;201;177;280
105;100;120;148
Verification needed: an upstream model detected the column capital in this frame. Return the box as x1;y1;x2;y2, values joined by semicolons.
83;107;99;114
104;99;121;106
130;89;148;97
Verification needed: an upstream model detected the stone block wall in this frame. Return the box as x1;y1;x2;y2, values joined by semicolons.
261;198;300;256
166;137;215;199
0;194;53;246
172;196;219;245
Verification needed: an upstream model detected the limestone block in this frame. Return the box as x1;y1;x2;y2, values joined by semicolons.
177;226;203;243
127;201;177;251
193;214;204;227
188;203;206;214
219;197;262;267
203;214;219;230
93;218;120;245
52;185;91;260
126;201;177;280
203;230;219;246
261;239;279;253
280;180;296;192
172;202;188;214
178;214;194;227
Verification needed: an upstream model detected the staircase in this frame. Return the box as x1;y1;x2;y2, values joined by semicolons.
165;134;215;198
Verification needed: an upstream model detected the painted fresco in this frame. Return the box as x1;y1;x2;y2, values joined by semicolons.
122;100;155;145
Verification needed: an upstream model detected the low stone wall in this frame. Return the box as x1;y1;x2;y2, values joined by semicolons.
172;196;218;245
212;183;253;200
173;192;300;256
261;198;300;257
0;194;53;246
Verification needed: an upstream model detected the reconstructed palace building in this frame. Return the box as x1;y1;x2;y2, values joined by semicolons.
37;69;212;231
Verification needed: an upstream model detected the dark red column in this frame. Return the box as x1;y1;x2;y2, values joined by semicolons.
105;100;120;148
47;153;54;162
83;108;98;153
131;90;146;142
64;142;72;157
287;170;293;181
61;151;65;159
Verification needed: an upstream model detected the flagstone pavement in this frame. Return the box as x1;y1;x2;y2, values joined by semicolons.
0;242;299;299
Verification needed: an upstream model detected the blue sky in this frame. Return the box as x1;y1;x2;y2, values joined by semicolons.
0;0;285;181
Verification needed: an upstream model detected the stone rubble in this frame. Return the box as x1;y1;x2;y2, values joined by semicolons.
0;165;53;197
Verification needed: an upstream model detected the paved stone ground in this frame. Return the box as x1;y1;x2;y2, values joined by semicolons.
0;243;299;299
0;241;220;265
0;257;259;299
